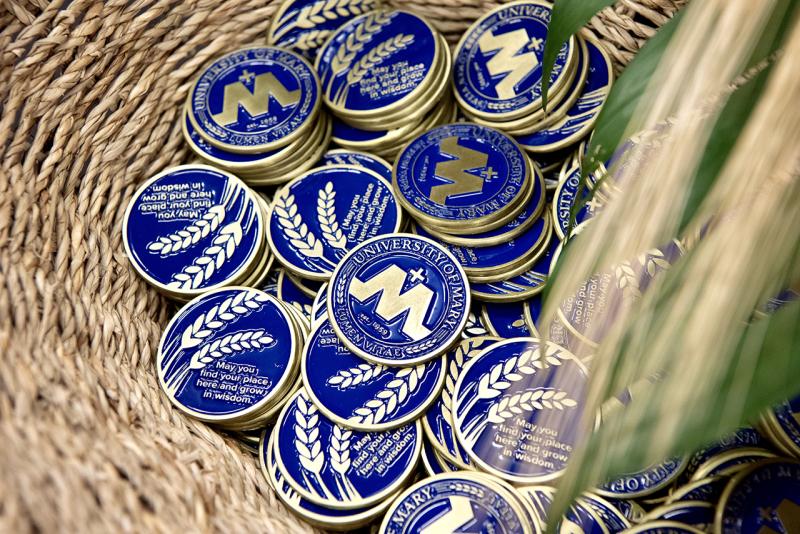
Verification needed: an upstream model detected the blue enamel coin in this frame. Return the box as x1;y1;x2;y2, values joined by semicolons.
268;165;402;280
274;389;421;509
268;0;382;60
414;213;550;278
482;302;532;338
647;502;714;531
469;231;557;302
380;473;530;534
157;287;297;423
453;338;588;483
517;39;614;153
552;164;605;240
597;457;687;499
277;270;314;319
518;486;630;534
320;149;392;181
422;336;500;468
669;477;727;504
328;234;471;365
718;459;800;534
418;165;546;248
420;438;448;477
453;1;575;120
123;165;263;297
681;427;768;483
394;123;529;231
263;428;392;528
187;47;320;152
766;395;800;456
302;318;446;431
316;10;440;116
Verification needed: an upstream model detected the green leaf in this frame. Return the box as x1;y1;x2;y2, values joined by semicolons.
548;300;800;534
541;0;616;108
582;10;683;173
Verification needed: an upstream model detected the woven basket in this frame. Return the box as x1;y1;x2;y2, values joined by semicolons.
0;1;684;532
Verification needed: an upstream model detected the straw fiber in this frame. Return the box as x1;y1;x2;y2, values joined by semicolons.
0;0;683;532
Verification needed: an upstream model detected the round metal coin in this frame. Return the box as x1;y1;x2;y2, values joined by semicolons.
327;233;471;366
302;318;445;431
273;389;421;509
187;47;320;153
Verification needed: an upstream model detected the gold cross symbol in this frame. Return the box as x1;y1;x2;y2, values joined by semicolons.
481;167;498;181
409;268;426;284
239;70;255;84
528;37;543;52
586;196;605;214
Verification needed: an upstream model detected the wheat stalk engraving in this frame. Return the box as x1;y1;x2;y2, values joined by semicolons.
334;33;415;105
327;362;386;389
147;205;225;256
317;182;347;253
167;222;242;290
273;194;337;270
329;12;393;76
458;344;572;418
294;394;335;499
615;261;642;300
290;29;332;52
188;330;275;370
275;0;377;39
638;248;671;276
347;365;426;425
179;290;270;350
463;312;488;338
328;425;361;499
464;388;577;445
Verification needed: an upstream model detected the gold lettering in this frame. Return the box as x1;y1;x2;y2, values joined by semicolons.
430;137;489;203
348;264;433;341
211;72;300;126
478;28;539;99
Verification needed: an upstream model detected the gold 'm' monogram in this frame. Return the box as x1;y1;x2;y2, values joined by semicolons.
211;72;300;126
478;28;539;99
758;499;800;534
430;137;489;204
348;264;433;341
419;496;473;534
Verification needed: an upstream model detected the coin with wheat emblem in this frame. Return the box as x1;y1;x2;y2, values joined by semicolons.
268;165;402;281
422;336;500;469
273;389;421;509
261;428;395;529
517;485;630;533
268;0;383;60
453;337;588;484
123;165;264;299
302;318;446;431
315;10;440;118
156;287;297;424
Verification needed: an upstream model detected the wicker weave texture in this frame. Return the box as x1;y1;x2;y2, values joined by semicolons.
0;1;682;532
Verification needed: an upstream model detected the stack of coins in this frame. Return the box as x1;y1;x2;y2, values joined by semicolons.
183;46;329;186
124;2;800;532
452;1;614;184
392;122;552;301
123;165;274;302
316;9;454;160
267;0;384;61
156;287;307;431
